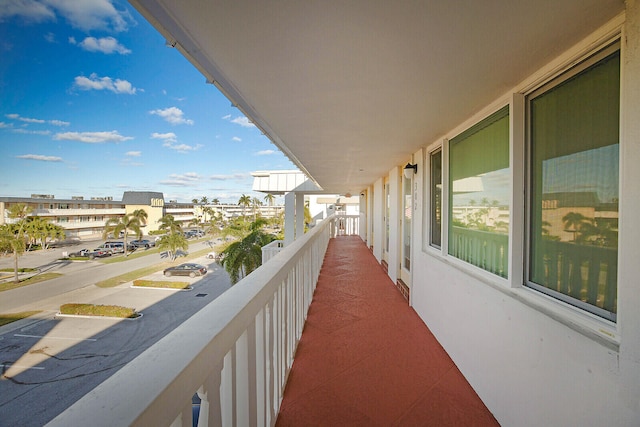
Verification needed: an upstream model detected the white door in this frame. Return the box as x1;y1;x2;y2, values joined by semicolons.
400;170;413;286
383;178;390;264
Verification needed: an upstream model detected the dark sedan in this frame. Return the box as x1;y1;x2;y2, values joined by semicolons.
163;263;207;278
130;239;155;248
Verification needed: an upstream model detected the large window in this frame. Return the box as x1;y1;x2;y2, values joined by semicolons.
448;106;510;278
403;173;412;271
430;149;442;248
527;43;620;321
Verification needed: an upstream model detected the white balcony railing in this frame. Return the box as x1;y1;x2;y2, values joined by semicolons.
32;208;126;216
48;215;345;427
261;215;359;265
334;214;359;236
261;240;285;264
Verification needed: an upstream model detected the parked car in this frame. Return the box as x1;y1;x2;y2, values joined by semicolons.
68;248;91;258
130;239;155;249
97;242;122;254
184;230;205;239
87;248;112;259
163;263;207;278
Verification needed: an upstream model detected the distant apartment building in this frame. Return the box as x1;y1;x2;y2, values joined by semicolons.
0;191;284;240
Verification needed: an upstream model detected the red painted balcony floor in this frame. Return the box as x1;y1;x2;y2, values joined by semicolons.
276;236;499;426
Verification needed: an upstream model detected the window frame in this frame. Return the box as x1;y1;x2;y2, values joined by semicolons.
447;105;511;279
524;41;621;322
428;147;443;250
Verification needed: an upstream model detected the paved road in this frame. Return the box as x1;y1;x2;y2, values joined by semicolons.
0;239;230;426
0;238;217;313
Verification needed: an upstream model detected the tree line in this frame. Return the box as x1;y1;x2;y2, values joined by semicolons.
0;203;66;283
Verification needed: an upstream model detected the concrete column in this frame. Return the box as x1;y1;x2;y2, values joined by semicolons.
619;0;640;411
284;192;295;245
295;192;305;240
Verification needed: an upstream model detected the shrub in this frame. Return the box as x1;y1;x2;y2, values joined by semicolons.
132;279;190;289
60;303;138;318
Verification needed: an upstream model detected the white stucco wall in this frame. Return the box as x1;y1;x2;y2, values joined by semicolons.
408;9;640;426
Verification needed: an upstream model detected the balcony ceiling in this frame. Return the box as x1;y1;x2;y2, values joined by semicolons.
131;0;623;195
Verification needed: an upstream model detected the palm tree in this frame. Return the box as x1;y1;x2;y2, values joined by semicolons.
188;217;202;232
263;193;275;206
158;214;183;234
156;232;189;261
131;209;148;226
220;218;275;283
200;196;209;206
0;224;26;283
562;212;588;242
23;217;65;250
251;197;262;222
5;203;32;283
238;194;251;219
43;222;66;249
103;214;142;257
24;216;47;251
192;198;199;205
202;206;214;222
212;198;220;205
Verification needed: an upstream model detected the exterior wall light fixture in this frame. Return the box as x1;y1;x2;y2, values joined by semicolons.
403;163;418;179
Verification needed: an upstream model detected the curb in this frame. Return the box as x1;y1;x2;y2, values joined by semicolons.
130;284;193;291
55;312;143;321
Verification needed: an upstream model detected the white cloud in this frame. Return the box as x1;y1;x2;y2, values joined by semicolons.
13;128;51;135
77;36;131;54
16;154;63;162
150;107;193;125
223;114;255;128
0;122;12;128
54;130;133;143
0;0;134;32
255;149;275;156
6;114;68;126
160;172;202;187
151;132;177;143
232;136;242;142
163;142;203;153
0;0;55;23
125;151;141;157
5;113;44;123
44;32;56;43
74;73;138;94
209;173;248;181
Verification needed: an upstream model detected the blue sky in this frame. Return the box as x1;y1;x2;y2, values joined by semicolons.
0;0;295;203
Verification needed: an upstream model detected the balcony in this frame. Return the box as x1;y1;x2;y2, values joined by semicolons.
48;215;496;426
32;208;126;216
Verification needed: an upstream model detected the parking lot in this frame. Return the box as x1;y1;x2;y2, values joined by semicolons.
0;252;232;426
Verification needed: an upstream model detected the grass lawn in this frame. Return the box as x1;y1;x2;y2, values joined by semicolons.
0;273;63;292
59;303;139;318
0;311;42;327
95;246;218;288
132;279;190;289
